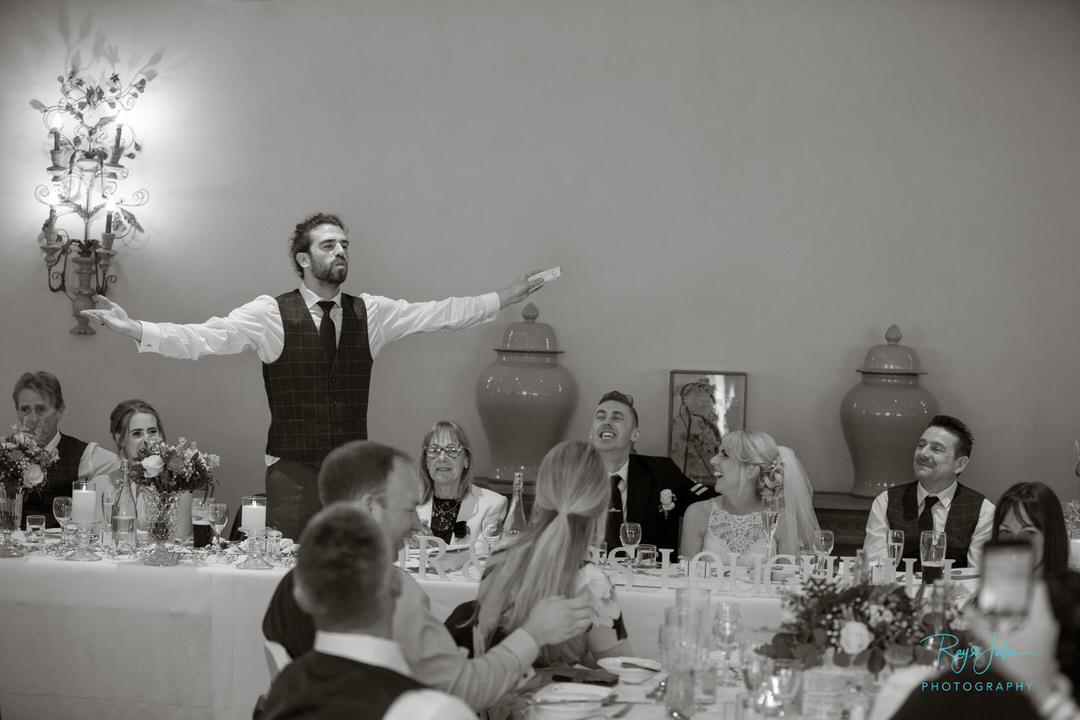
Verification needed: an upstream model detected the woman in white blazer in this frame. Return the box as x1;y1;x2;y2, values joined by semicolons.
416;420;507;548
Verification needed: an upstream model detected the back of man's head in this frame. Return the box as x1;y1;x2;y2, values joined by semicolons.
294;502;391;631
318;440;411;505
928;414;974;459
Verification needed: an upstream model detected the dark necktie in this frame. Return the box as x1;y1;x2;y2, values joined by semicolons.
317;300;336;362
605;474;623;548
919;495;939;534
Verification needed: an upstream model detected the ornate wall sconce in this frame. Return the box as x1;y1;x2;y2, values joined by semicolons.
34;65;154;334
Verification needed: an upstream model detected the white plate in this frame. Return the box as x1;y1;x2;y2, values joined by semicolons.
596;656;661;684
408;543;470;556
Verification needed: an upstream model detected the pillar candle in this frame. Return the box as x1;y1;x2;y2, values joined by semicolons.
72;487;96;524
242;502;266;533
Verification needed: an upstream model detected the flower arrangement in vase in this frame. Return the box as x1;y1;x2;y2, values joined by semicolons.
127;438;219;566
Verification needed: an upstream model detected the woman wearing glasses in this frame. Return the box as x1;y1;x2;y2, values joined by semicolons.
416;420;506;546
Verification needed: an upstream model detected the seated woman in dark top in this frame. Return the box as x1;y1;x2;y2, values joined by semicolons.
468;440;630;667
415;420;506;548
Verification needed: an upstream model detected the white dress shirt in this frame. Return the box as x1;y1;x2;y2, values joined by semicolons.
863;480;995;570
135;284;500;465
314;632;477;720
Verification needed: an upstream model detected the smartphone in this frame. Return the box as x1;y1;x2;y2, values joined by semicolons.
978;539;1035;625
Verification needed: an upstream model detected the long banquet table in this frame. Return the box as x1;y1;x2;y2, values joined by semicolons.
0;545;783;720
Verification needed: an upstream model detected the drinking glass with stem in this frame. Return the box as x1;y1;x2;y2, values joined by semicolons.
887;530;905;578
760;496;780;557
619;522;642;565
480;516;503;555
714;602;743;687
52;496;72;540
812;529;835;575
208;502;229;551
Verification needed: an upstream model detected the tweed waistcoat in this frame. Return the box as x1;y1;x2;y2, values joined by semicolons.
263;290;372;465
886;481;986;568
22;433;87;528
260;652;424;720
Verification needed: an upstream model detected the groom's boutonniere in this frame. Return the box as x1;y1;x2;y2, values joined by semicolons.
659;489;676;520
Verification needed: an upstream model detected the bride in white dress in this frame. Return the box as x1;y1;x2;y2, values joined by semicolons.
679;430;820;563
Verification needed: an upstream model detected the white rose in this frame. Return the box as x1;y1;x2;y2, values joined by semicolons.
576;563;620;628
838;621;872;656
141;455;165;478
23;465;45;487
659;488;675;510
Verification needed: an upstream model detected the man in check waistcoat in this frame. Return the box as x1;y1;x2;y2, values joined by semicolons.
83;212;546;539
863;414;995;570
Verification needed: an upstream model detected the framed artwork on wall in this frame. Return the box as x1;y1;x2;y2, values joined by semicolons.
668;370;748;483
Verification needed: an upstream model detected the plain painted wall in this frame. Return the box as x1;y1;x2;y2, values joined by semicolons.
2;0;1079;527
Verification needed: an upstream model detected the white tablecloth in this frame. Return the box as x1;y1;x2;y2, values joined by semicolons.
0;548;289;720
0;547;783;720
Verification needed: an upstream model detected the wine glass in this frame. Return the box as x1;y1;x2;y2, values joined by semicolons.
208;502;229;551
760;496;780;556
619;522;642;564
714;602;743;687
480;516;503;554
53;496;72;532
812;529;834;575
887;529;904;576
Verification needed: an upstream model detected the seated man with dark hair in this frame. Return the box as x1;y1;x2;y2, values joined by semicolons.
263;440;593;711
589;390;713;553
261;503;476;720
864;414;995;569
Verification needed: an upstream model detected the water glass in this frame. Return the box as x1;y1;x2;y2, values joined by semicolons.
25;514;47;550
589;541;608;565
740;641;773;694
637;543;658;569
714;602;743;687
769;658;803;713
675;587;712;624
920;530;947;583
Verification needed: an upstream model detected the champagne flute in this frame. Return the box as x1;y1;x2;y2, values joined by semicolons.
208;502;229;551
887;529;905;577
812;529;834;575
619;522;642;565
761;496;780;557
100;489;117;552
714;602;744;687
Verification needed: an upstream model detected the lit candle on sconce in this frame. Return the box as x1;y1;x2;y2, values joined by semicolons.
49;114;63;152
112;124;123;159
47;204;57;233
104;197;115;234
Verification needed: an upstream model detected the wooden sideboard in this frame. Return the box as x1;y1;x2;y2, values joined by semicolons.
813;491;873;557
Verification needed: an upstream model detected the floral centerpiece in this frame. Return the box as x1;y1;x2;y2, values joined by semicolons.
127;438;219;566
0;427;59;497
127;437;219;497
763;575;943;675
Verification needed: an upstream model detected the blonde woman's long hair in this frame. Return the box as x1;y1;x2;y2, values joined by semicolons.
475;440;608;665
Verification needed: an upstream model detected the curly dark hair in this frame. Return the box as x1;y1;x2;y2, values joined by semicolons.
288;212;347;278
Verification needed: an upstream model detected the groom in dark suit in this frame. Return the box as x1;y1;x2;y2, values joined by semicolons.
590;391;713;554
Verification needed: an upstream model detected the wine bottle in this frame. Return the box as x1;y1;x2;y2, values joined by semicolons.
114;464;138;553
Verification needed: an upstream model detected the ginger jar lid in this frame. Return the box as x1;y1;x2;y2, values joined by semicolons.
857;325;925;375
496;303;563;354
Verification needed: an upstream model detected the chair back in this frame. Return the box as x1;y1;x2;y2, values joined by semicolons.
264;639;291;680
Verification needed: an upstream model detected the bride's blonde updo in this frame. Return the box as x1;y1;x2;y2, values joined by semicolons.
720;430;784;500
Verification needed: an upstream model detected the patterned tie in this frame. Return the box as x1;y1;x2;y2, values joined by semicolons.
316;300;336;362
919;495;939;535
605;474;623;548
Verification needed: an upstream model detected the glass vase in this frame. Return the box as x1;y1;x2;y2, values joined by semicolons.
0;488;24;558
142;489;180;566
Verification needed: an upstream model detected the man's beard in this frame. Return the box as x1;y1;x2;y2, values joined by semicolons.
311;258;347;285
